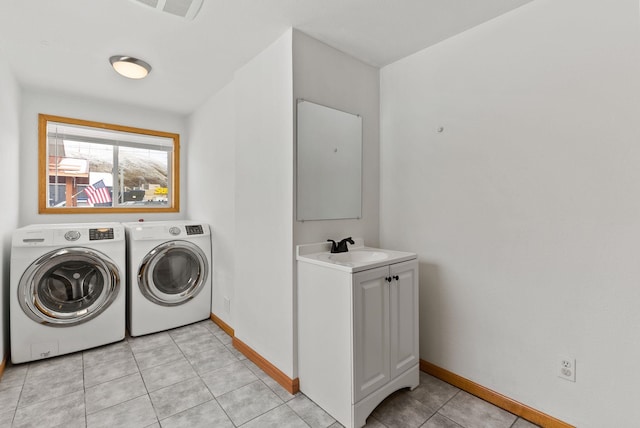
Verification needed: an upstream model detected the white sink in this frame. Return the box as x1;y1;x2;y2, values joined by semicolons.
296;239;416;273
328;250;389;263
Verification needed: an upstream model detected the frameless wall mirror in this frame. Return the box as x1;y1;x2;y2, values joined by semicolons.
296;100;362;221
39;114;180;214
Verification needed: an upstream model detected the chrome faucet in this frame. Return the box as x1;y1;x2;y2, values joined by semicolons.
327;237;354;253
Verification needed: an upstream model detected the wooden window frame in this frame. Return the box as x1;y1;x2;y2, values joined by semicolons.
38;114;180;214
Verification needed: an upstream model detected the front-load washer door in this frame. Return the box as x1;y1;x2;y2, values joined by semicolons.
18;247;121;326
137;240;209;306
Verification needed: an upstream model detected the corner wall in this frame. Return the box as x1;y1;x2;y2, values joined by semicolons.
187;81;236;326
0;55;21;361
188;29;380;380
233;29;295;377
379;0;640;426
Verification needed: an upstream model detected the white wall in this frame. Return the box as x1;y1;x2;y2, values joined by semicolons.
292;30;380;247
187;81;236;326
0;55;21;361
380;0;640;426
233;30;296;377
20;88;187;225
187;30;380;380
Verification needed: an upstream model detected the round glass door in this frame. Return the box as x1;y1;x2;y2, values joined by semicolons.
18;248;121;326
137;240;208;306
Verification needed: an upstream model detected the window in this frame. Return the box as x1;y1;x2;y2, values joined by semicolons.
39;114;179;214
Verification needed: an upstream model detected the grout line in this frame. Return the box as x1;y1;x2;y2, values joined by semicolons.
370;415;389;427
418;382;462;428
234;402;286;428
438;389;461;412
13;360;32;412
5;323;535;428
161;320;241;427
211;395;237;427
430;412;465;428
282;402;314;428
177;325;239;426
128;338;161;426
82;351;88;427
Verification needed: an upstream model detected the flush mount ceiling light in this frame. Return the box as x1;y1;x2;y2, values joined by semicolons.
109;56;152;79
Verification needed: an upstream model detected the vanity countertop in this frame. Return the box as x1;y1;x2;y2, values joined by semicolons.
296;239;416;273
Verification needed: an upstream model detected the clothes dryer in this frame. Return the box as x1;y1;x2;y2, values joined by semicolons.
10;223;126;363
123;221;212;336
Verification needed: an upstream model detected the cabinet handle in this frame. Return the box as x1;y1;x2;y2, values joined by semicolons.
385;277;392;283
393;275;399;281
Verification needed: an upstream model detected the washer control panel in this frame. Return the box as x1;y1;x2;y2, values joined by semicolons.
89;228;114;240
169;227;181;236
186;225;204;235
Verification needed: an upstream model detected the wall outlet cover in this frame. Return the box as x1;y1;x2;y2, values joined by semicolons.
558;356;576;382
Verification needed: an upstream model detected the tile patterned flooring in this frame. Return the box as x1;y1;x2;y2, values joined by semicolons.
0;319;539;428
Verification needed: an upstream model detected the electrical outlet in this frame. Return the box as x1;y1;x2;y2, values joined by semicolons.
558;356;576;382
224;297;231;313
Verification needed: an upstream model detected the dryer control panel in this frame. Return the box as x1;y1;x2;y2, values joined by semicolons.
186;225;204;235
89;228;115;240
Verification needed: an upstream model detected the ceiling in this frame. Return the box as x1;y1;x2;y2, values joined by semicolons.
0;0;534;115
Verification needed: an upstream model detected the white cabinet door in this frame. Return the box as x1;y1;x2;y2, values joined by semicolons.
389;260;419;379
352;265;390;403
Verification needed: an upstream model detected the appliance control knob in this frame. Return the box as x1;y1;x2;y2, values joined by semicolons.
64;230;81;241
169;227;181;236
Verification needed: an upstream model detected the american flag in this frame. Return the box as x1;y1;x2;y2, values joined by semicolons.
84;180;112;205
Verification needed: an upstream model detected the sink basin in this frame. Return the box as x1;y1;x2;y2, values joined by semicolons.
296;239;417;273
328;250;389;263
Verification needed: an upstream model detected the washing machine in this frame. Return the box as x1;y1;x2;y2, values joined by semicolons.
10;223;126;363
123;221;212;336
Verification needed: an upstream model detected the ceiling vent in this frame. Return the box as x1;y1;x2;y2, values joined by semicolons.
131;0;204;20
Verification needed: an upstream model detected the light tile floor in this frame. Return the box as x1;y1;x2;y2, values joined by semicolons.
0;319;539;428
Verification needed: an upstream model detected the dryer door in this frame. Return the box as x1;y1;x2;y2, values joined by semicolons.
18;247;121;326
138;240;209;306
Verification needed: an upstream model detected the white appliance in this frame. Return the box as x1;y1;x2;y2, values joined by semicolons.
10;223;126;363
123;221;212;336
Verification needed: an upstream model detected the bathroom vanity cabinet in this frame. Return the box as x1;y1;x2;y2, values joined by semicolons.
297;242;419;428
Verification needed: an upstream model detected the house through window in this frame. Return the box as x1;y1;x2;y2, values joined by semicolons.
39;114;180;213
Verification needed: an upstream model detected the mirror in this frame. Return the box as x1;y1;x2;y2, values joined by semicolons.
296;100;362;221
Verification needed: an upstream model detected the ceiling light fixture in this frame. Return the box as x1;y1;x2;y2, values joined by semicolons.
109;55;152;79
